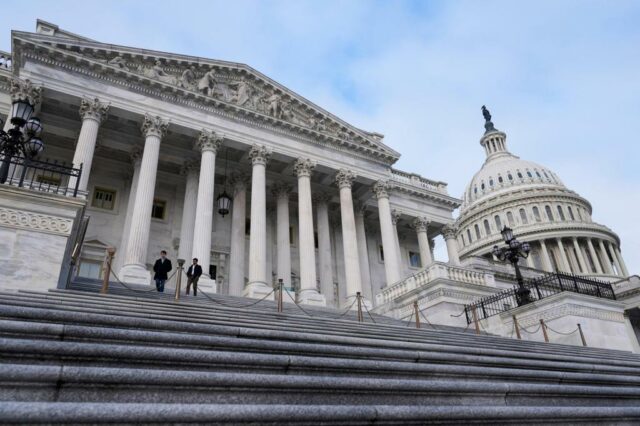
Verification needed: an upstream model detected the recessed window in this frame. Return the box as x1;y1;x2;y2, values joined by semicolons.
78;260;103;279
535;170;541;178
519;208;528;224
557;205;566;221
409;251;420;268
379;245;385;262
567;206;575;221
151;199;167;220
507;211;515;226
474;224;481;240
533;206;541;222
289;226;294;244
481;183;485;190
576;208;583;221
543;171;549;179
467;229;473;243
246;219;251;236
498;176;503;184
483;219;491;235
494;215;502;230
92;187;116;210
314;232;318;249
489;179;494;186
508;173;513;181
545;205;554;222
526;171;533;178
517;172;523;179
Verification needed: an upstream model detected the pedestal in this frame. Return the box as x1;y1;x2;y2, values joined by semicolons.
118;264;151;286
197;276;217;294
299;289;327;306
243;281;274;299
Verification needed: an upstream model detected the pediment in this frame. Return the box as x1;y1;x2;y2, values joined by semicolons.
12;30;400;165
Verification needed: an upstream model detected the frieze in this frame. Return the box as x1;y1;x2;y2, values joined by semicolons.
0;206;73;235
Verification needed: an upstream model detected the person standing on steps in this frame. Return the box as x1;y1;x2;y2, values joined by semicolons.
153;250;172;292
185;258;203;296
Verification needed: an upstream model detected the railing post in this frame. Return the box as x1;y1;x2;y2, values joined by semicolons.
464;306;470;325
174;259;185;301
73;163;83;197
413;300;421;329
277;278;284;313
540;319;549;343
512;315;522;340
356;292;363;322
471;306;480;335
557;273;564;291
100;247;115;294
578;323;587;347
533;281;542;299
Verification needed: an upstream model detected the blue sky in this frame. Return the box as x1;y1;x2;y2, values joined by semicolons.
1;1;638;273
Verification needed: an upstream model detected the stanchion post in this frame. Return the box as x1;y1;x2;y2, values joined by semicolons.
578;323;587;347
512;315;522;340
471;306;480;335
413;301;421;329
540;318;549;343
101;247;116;295
356;292;363;322
277;278;284;313
174;259;185;301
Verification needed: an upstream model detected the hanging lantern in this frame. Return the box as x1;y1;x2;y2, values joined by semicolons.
217;190;232;217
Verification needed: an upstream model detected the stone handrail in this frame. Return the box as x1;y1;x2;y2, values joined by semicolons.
0;51;11;70
375;261;494;305
390;169;448;194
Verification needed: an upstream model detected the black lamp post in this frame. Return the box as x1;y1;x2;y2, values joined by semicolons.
216;148;232;217
0;98;44;183
492;226;532;306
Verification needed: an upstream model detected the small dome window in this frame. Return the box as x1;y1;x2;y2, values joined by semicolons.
498;176;503;183
481;183;485;190
474;186;477;194
517;172;523;179
535;170;541;178
543;171;549;179
508;173;513;180
526;171;533;178
489;179;494;186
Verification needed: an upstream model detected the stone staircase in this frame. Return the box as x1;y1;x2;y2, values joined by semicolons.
1;284;640;424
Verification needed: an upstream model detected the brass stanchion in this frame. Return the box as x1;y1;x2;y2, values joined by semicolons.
471;306;480;335
413;301;421;329
540;319;549;343
101;247;115;294
174;259;185;301
356;292;363;322
512;315;522;340
578;323;587;347
277;278;284;313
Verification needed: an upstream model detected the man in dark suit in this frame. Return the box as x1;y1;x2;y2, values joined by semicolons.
185;258;203;296
153;250;172;292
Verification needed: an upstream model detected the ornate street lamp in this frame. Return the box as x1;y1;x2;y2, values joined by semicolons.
492;226;532;306
216;147;232;217
0;98;45;183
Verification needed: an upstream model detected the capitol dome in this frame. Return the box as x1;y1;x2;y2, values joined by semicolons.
454;107;629;280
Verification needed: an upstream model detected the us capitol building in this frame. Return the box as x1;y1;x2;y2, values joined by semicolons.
1;20;639;352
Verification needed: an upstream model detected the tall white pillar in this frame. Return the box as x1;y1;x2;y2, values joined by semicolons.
614;245;629;276
539;239;554;272
391;209;403;267
412;217;433;268
116;148;142;272
315;192;334;304
556;238;571;273
373;181;401;286
572;237;588;274
244;145;272;298
354;203;373;301
294;158;325;306
598;239;614;275
177;160;199;262
228;173;249;296
335;169;365;306
191;130;222;290
69;98;109;192
607;242;624;276
119;115;168;284
586;238;603;274
441;224;460;266
272;183;292;289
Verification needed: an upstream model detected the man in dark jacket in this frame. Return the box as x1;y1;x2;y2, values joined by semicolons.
153;250;172;292
185;258;203;296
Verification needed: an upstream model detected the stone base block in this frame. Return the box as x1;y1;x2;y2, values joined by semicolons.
243;281;274;300
118;264;152;286
299;289;326;307
197;276;217;294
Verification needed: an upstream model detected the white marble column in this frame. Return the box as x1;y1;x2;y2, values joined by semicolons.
228;173;249;296
354;203;373;301
119;115;168;284
441;224;460;266
572;237;588;274
586;238;603;274
391;209;403;267
272;183;292;289
607;241;624;276
177;160;199;262
598;239;614;275
191;130;222;290
315;192;334;305
373;181;401;286
412;217;433;268
294;158;325;306
335;169;365;307
244;145;272;298
556;238;571;273
69;98;109;192
539;239;554;272
614;245;629;276
116;148;142;272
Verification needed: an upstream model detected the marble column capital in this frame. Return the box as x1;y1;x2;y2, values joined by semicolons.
9;77;42;106
271;182;293;199
294;158;315;178
79;97;110;123
141;114;169;139
372;180;390;199
411;216;430;233
229;172;250;194
180;159;200;176
441;223;457;240
249;144;271;166
197;129;223;153
335;169;356;189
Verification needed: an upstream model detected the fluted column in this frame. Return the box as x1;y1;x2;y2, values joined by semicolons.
412;217;433;268
441;224;460;266
556;238;571;273
586;238;603;274
191;130;223;286
354;203;373;301
614;245;629;276
244;145;272;298
228;173;249;296
177;160;199;262
115;148;142;272
539;239;554;272
572;237;588;274
335;169;364;306
391;210;403;267
607;241;623;276
373;181;401;286
295;158;325;305
119;115;168;284
598;239;614;274
315;192;334;305
69;98;109;192
272;183;293;289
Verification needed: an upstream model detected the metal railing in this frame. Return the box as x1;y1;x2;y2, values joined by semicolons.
0;155;83;197
463;272;616;324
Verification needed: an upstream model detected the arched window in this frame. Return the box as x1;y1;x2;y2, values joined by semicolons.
498;176;503;183
508;173;514;181
576;208;583;221
533;206;541;222
461;233;466;246
517;171;523;179
474;186;478;194
507;211;515;226
481;183;485;190
557;205;566;221
567;206;575;220
545;205;554;221
467;229;473;243
543;171;549;179
526;171;533;178
489;179;494;187
475;224;481;240
519;208;528;224
483;219;491;235
535;170;541;178
494;215;502;230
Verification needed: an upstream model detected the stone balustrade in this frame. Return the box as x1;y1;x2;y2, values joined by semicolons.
0;51;11;70
389;169;448;194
